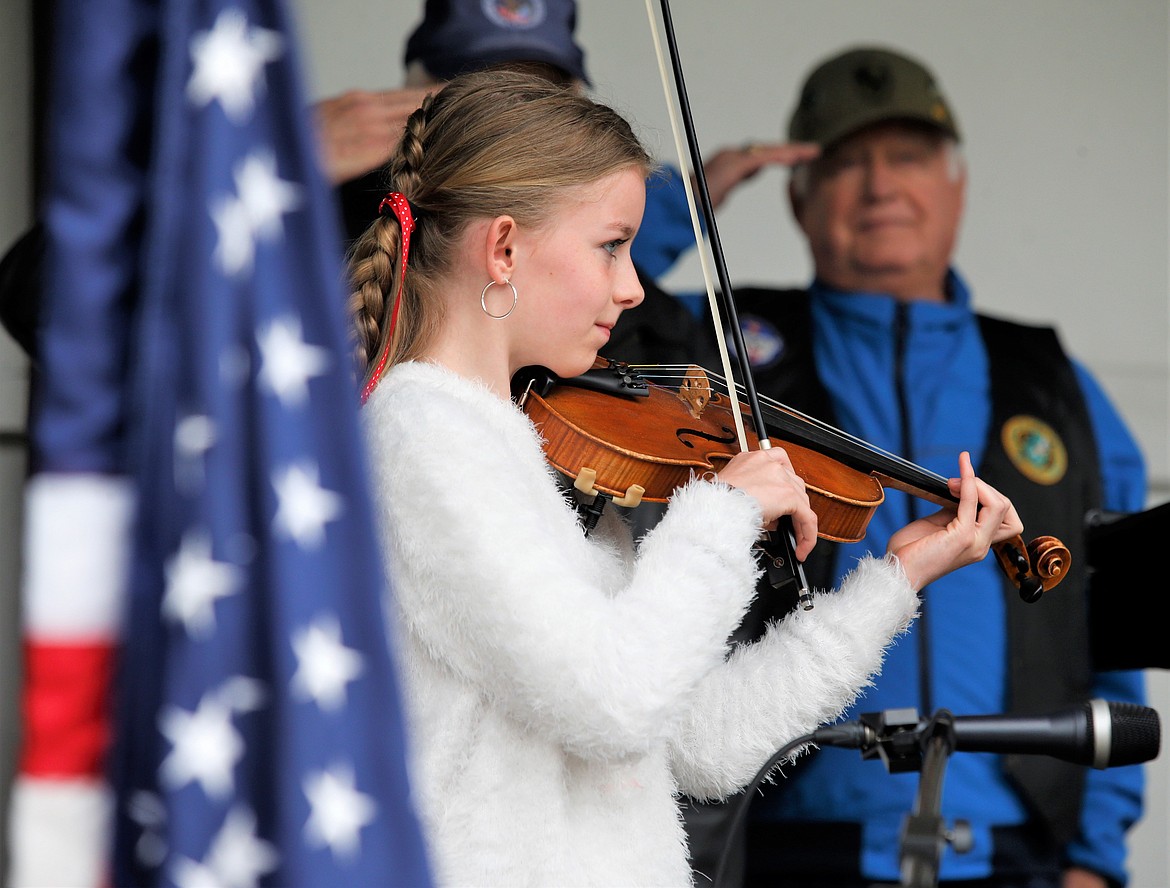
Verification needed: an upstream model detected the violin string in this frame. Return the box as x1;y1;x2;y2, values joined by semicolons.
711;370;950;484
625;362;949;485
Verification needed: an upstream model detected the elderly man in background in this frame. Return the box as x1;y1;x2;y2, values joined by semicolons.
698;46;1148;888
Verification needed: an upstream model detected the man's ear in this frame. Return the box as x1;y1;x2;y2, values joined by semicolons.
955;163;968;213
484;215;517;284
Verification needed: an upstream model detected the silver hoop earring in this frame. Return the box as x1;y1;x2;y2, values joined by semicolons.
480;279;518;320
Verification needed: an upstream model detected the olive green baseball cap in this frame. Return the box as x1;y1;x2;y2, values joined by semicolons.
787;46;960;148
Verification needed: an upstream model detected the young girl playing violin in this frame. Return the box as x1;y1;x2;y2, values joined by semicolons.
347;70;1023;887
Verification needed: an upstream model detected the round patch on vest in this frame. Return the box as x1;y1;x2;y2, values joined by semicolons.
1000;415;1067;485
738;315;786;369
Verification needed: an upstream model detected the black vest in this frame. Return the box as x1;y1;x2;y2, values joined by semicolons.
729;287;1103;843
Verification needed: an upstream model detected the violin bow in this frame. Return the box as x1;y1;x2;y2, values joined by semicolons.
644;0;814;607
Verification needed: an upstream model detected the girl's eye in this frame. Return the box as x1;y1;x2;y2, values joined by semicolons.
603;238;627;256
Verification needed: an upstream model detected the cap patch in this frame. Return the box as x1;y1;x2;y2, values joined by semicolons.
483;0;545;29
852;60;894;105
1000;415;1068;485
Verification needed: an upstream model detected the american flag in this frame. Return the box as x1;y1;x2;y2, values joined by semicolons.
11;1;434;885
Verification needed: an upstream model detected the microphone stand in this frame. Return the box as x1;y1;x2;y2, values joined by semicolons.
842;708;973;887
897;711;972;888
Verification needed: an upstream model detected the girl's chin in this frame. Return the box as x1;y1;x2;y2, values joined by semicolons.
550;352;599;380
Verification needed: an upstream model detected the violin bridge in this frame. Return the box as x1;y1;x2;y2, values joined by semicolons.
677;365;712;419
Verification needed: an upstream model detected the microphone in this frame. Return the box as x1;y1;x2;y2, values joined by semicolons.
814;699;1161;770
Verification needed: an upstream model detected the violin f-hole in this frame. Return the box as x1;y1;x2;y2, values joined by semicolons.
677;426;738;449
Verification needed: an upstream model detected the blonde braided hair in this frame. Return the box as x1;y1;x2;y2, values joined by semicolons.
346;69;653;395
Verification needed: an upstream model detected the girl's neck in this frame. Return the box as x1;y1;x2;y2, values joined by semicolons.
423;268;517;400
424;335;513;401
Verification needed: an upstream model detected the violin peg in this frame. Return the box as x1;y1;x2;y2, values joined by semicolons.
992;534;1071;603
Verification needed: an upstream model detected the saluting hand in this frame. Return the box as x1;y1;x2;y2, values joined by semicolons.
313;87;432;185
699;141;821;210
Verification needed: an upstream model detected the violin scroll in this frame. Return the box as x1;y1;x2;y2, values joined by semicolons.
993;534;1071;603
1027;535;1071;592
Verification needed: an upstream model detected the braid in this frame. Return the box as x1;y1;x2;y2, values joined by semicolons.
344;71;653;396
346;215;401;386
346;97;433;391
390;96;429;196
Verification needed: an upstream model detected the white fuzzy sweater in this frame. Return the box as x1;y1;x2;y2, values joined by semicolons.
363;361;919;887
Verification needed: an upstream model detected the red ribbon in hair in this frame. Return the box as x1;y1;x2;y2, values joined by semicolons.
361;192;416;404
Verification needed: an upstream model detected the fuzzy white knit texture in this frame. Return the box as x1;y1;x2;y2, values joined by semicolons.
363;361;919;887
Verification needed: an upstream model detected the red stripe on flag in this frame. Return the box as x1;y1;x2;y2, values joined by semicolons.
20;641;116;778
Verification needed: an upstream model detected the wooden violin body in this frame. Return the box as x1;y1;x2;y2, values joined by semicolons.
516;358;1070;602
519;359;883;542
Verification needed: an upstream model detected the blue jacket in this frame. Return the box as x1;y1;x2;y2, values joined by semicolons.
744;274;1148;885
632;172;1148;883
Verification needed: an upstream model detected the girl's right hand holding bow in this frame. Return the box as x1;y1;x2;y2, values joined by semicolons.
715;446;818;563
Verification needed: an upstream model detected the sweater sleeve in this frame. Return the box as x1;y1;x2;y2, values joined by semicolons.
667;554;920;800
366;379;772;759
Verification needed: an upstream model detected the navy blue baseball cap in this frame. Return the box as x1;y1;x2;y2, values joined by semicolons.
405;0;590;85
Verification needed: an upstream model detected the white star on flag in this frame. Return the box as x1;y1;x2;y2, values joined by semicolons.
234;151;301;239
186;8;282;123
175;414;218;461
163;531;243;638
272;461;344;549
303;762;378;861
174;413;218;492
158;690;246;799
211;192;257;276
172;805;279;888
256;315;330;407
170;855;219;888
291;615;365;711
211;152;303;276
211;153;301;277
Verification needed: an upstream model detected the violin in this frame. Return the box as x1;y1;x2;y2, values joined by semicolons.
516;358;1070;603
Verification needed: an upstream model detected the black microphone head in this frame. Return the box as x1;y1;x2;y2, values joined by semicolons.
1102;700;1162;767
